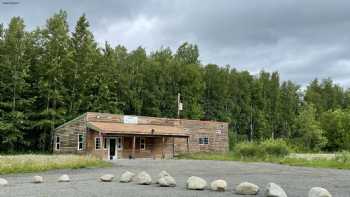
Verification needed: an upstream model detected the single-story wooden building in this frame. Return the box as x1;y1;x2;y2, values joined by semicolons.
53;112;229;160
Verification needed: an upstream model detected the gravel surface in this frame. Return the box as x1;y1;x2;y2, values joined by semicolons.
1;159;349;197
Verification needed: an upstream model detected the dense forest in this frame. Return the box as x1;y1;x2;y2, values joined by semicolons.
1;11;350;153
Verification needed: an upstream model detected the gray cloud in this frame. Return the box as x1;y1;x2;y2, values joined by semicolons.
1;0;350;87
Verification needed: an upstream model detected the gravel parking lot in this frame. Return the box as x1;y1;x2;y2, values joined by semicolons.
1;159;349;197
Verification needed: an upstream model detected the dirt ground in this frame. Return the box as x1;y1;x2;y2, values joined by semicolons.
1;159;349;197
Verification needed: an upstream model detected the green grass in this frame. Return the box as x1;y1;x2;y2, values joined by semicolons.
177;152;350;170
278;157;350;169
177;152;238;161
0;154;111;175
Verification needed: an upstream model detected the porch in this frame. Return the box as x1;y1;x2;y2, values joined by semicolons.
86;121;190;160
103;135;189;160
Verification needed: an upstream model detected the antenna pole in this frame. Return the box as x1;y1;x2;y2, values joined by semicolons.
177;93;180;118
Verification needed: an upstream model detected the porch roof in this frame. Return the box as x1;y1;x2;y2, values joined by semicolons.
87;122;190;137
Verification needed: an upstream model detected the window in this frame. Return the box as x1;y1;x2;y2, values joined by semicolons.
216;130;222;134
78;134;83;150
199;137;209;145
117;137;123;150
140;137;146;150
95;137;101;150
103;138;107;149
55;136;60;150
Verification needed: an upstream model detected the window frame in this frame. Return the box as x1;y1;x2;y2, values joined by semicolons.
103;137;107;150
199;136;209;145
140;137;146;150
95;137;101;150
55;136;60;150
117;137;123;150
77;134;84;150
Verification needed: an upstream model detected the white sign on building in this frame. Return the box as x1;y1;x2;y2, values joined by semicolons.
123;115;138;124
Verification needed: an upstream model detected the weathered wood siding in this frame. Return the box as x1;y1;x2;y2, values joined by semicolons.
85;130;107;159
119;136;174;159
53;115;87;154
54;112;229;159
175;120;229;154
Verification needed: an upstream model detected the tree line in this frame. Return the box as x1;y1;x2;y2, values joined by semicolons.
1;10;350;153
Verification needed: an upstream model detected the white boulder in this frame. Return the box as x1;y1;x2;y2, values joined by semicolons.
159;170;171;178
186;176;207;190
210;179;227;191
0;178;8;186
157;170;176;186
100;174;114;182
58;174;70;182
159;175;176;187
120;171;136;183
136;171;152;185
266;183;287;197
33;176;44;183
236;181;259;195
309;187;332;197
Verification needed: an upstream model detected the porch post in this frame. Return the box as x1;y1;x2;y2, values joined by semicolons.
172;137;175;158
186;137;190;153
162;136;165;159
132;136;136;159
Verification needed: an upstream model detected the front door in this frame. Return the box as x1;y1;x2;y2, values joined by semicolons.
109;138;116;160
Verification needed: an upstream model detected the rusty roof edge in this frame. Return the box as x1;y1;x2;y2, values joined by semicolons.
100;131;189;137
100;132;189;137
88;122;189;137
55;113;87;130
86;112;228;124
89;122;186;132
86;122;103;133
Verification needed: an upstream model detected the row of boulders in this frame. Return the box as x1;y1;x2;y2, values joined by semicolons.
33;174;71;183
0;175;71;185
187;178;332;197
100;170;176;187
0;172;332;197
98;171;332;197
186;176;227;191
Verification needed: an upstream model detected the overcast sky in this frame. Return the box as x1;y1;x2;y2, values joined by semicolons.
1;0;350;87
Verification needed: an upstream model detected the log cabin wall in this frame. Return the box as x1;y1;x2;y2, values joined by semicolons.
86;112;229;154
119;136;174;159
174;120;229;154
118;136;154;159
53;115;87;154
54;112;229;159
85;130;108;159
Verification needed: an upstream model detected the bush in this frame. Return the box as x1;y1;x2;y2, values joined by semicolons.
261;139;290;157
335;151;350;163
235;141;265;158
235;139;290;159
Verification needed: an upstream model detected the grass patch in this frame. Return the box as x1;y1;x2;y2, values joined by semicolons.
0;154;111;175
177;152;238;161
278;157;350;169
177;152;350;170
177;152;280;163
